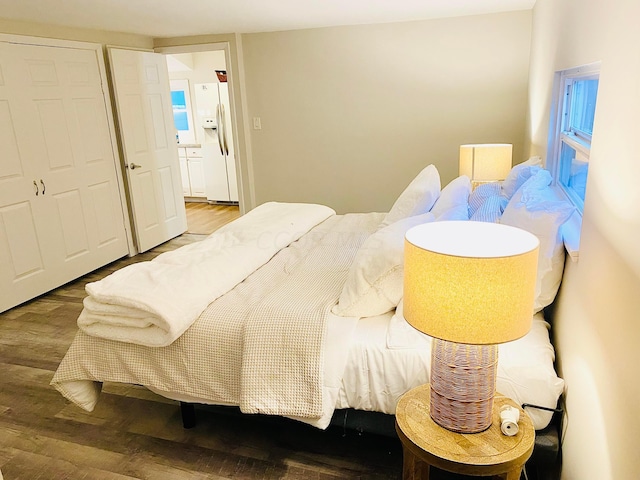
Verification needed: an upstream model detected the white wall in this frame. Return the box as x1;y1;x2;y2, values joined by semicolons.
242;11;532;214
527;1;640;478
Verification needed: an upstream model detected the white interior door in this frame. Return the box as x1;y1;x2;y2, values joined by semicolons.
109;48;187;253
0;40;129;312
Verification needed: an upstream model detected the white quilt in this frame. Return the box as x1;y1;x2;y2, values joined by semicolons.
52;212;383;426
77;202;335;347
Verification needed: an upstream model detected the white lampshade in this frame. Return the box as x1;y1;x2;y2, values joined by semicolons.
459;144;513;183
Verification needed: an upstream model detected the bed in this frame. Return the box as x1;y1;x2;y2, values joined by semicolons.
51;159;571;435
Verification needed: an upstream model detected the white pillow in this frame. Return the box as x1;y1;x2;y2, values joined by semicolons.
500;171;575;312
501;156;543;200
430;175;471;218
379;165;440;229
333;212;436;317
435;203;469;221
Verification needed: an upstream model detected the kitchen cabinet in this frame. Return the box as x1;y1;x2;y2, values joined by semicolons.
178;146;206;198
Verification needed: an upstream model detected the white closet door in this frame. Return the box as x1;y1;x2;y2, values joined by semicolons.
0;44;49;308
0;41;129;312
109;48;187;253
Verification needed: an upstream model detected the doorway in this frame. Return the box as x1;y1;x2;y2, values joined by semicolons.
156;43;245;232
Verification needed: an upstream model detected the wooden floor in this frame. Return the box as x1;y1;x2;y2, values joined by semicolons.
185;202;240;235
0;231;403;479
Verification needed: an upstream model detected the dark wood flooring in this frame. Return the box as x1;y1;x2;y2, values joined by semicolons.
0;234;403;479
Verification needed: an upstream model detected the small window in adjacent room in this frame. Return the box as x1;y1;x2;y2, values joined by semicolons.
549;65;600;213
170;79;196;145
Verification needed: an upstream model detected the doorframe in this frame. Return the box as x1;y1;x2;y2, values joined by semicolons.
154;41;253;214
0;33;136;255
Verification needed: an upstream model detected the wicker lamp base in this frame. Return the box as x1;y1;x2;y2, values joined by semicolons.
429;338;498;433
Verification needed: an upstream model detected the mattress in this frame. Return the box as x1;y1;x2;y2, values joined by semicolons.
336;309;564;430
151;310;563;430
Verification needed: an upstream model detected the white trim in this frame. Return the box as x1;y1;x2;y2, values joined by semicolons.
561;211;582;262
0;33;101;51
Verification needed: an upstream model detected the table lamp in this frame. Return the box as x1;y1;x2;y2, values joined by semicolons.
403;221;539;433
459;143;512;188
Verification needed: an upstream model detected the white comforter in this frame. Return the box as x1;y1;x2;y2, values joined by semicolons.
77;202;335;347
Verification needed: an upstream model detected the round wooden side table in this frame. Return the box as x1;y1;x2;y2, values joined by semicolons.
395;384;534;480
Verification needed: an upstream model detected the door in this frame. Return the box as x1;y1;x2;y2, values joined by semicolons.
0;40;129;312
109;48;187;252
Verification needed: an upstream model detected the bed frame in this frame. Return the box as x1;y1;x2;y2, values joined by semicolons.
179;400;562;480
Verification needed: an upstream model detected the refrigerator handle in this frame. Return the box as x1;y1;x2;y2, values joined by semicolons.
221;103;230;156
216;104;225;155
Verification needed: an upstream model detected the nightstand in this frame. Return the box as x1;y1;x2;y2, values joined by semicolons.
395;384;534;480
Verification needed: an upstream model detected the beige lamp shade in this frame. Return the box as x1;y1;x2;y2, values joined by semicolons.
403;221;539;345
459;143;513;182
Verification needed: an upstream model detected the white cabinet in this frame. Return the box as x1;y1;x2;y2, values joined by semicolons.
0;40;129;313
178;146;206;198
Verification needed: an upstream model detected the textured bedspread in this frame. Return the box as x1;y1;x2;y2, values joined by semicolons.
51;212;381;423
77;202;335;347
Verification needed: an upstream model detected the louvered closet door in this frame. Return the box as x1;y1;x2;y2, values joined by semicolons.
0;41;129;313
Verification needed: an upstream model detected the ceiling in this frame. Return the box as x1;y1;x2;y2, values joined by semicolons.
0;0;535;38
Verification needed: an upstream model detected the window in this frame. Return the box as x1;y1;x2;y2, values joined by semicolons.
169;79;196;144
549;65;600;213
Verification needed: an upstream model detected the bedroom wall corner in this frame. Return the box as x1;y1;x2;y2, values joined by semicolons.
528;0;640;479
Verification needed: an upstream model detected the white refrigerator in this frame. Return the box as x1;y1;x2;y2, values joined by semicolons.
194;81;239;203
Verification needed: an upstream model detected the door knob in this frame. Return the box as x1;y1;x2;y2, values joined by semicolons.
129;163;142;170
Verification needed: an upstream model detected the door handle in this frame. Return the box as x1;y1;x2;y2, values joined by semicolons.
40;179;46;195
129;163;142;170
33;180;39;196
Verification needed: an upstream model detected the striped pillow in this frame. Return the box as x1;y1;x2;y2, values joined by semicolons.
468;182;501;217
470;195;508;223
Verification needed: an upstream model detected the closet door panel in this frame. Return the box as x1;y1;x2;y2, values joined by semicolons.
0;201;45;280
0;43;49;310
0;40;129;312
51;189;90;260
24;44;127;270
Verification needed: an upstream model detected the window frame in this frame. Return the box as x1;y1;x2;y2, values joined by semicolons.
546;63;600;261
547;63;600;215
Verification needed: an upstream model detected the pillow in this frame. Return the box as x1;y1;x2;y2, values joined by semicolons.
379;165;440;229
468;182;501;217
333;212;436;317
430;175;471;218
470;195;507;223
500;170;575;312
435;202;469;221
568;160;588;200
501;156;543;200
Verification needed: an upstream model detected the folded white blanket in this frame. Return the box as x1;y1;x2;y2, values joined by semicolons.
77;202;335;347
